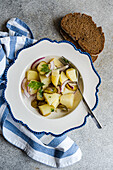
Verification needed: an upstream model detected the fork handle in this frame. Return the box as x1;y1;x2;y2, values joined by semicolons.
77;85;102;129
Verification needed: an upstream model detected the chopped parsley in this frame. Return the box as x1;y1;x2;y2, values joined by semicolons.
39;89;43;98
28;81;44;90
49;96;51;98
41;64;50;73
51;108;54;112
28;81;44;97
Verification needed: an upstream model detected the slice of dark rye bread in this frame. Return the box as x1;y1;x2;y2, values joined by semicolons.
61;13;105;56
60;28;98;62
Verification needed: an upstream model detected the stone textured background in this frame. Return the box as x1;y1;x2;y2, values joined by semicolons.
0;0;113;170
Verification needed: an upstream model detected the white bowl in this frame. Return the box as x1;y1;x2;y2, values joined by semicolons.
4;38;101;136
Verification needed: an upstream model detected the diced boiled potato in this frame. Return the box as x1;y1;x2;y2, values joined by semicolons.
44;93;54;105
50;58;63;67
59;71;68;84
52;69;59;87
37;61;47;75
44;93;60;105
28;80;38;95
60;94;75;109
62;87;74;94
51;98;59;108
27;70;38;80
39;75;51;89
39;104;53;116
37;91;44;101
66;68;77;81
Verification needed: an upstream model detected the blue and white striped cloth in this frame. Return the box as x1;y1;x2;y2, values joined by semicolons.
0;18;82;168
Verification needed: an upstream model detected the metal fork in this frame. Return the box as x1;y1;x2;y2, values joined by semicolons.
59;56;102;129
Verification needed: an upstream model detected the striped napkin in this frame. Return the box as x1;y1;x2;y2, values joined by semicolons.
0;18;82;168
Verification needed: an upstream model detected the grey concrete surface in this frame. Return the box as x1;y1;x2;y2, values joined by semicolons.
0;0;113;169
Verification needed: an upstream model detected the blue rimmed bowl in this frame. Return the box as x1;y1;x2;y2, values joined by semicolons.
4;38;101;136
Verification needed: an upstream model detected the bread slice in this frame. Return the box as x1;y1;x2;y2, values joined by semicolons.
60;28;98;62
61;13;105;56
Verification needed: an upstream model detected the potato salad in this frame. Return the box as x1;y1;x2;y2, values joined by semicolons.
21;57;78;116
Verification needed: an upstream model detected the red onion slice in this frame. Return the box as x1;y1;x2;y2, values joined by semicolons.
45;71;51;77
58;65;69;72
24;88;30;98
27;82;31;95
67;83;75;90
21;77;26;90
60;80;71;93
21;78;30;98
67;82;78;93
50;60;54;70
31;57;45;70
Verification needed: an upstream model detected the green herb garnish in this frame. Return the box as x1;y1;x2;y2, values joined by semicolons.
41;64;50;73
51;108;54;112
49;96;51;98
28;81;44;90
39;89;43;98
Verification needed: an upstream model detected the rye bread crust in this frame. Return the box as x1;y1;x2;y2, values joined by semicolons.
61;13;105;55
60;28;98;62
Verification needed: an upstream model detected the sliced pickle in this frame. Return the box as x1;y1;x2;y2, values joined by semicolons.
66;83;78;91
37;101;47;106
31;99;38;108
37;91;44;101
57;104;68;111
44;86;57;94
37;61;47;75
31;99;47;108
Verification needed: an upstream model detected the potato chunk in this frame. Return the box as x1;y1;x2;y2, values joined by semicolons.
66;68;77;81
39;75;51;89
39;104;53;116
27;70;38;80
62;87;74;94
51;69;59;87
50;58;63;67
44;93;60;106
60;94;75;109
51;98;59;108
59;71;68;84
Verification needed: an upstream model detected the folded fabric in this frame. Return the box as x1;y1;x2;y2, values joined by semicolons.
0;18;82;168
